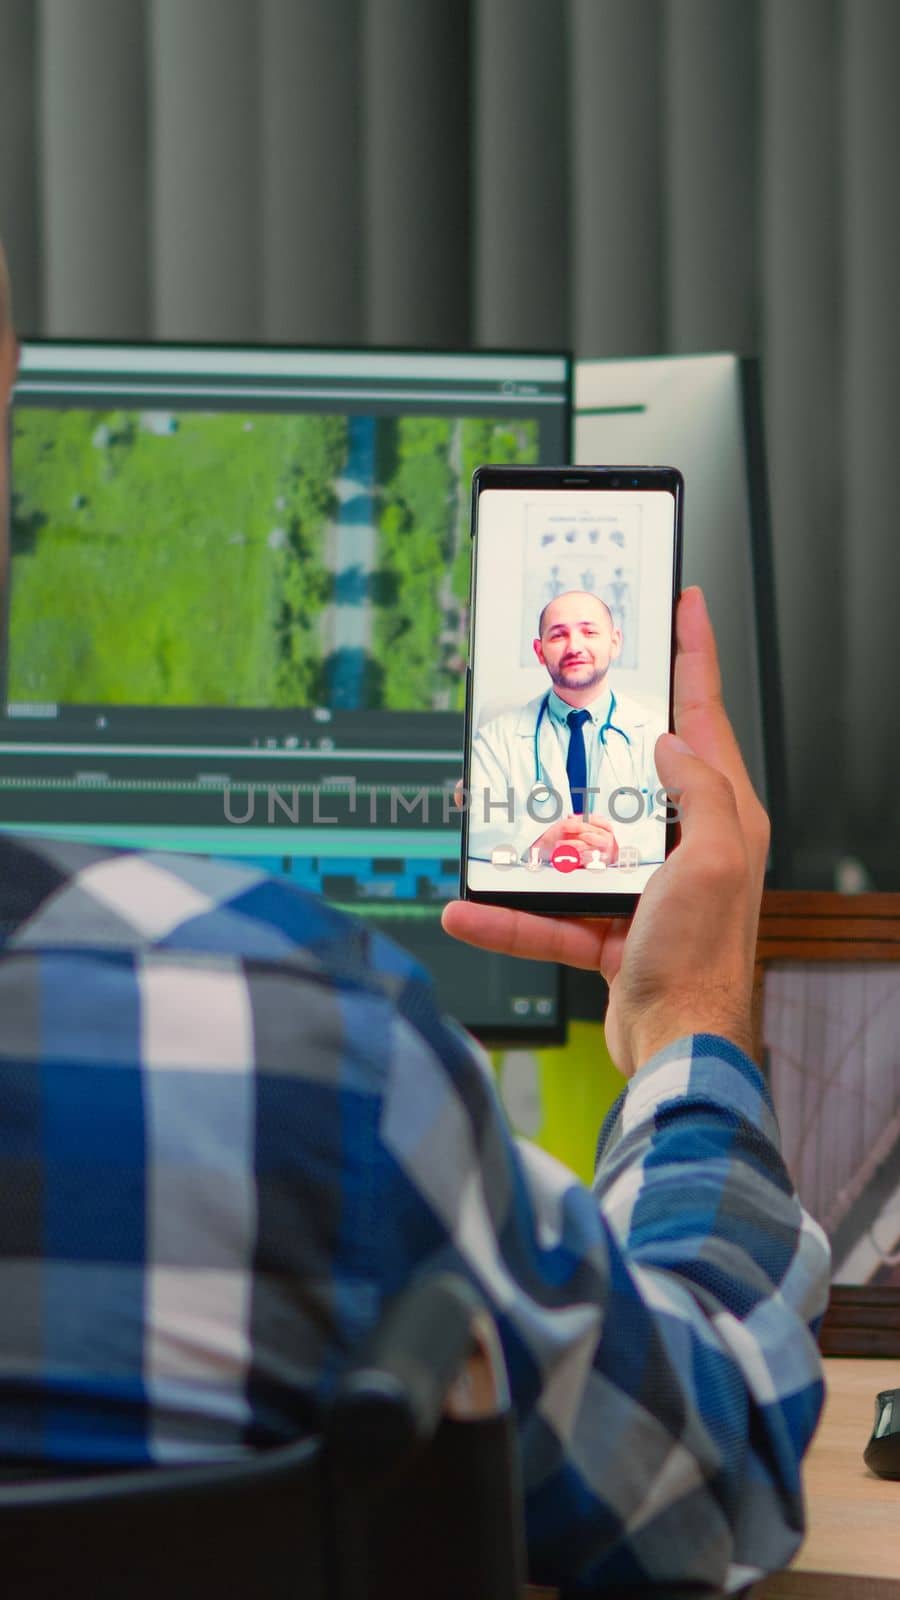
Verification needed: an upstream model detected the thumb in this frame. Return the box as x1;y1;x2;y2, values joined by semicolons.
654;731;740;843
654;731;698;788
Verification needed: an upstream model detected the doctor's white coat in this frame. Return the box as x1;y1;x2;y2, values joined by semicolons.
467;688;667;866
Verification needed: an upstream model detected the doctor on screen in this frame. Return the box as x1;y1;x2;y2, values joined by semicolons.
469;590;666;870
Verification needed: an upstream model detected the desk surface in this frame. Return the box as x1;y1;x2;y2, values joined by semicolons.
757;1357;900;1598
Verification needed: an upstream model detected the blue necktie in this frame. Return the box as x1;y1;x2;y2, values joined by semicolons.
566;708;591;814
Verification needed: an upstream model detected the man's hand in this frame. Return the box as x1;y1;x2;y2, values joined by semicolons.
442;587;769;1077
530;812;619;866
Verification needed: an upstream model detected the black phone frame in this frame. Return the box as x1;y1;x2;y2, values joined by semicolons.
460;463;683;917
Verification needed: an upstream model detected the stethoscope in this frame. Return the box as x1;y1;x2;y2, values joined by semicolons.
532;689;632;791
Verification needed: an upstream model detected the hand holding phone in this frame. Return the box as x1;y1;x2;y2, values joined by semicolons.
447;586;771;1075
461;465;683;915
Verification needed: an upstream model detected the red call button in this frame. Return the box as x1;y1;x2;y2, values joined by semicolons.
550;842;581;874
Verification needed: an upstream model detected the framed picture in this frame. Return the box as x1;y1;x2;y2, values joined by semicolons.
754;892;900;1356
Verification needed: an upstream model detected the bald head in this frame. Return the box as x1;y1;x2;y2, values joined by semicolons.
537;589;614;639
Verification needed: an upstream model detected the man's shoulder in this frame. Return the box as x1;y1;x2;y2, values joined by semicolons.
612;688;666;734
0;831;428;1003
476;692;544;742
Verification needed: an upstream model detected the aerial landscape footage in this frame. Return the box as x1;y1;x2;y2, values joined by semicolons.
8;405;537;711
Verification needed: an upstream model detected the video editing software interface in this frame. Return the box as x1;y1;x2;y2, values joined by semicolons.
2;342;570;1037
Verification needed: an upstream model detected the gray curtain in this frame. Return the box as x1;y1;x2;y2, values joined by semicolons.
1;0;899;885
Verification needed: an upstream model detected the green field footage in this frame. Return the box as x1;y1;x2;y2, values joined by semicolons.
8;406;538;711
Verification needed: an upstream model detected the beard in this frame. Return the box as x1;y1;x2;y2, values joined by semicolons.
549;658;609;695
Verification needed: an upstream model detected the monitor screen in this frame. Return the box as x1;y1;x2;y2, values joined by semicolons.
1;341;571;1040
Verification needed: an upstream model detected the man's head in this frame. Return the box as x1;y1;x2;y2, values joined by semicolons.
534;589;622;706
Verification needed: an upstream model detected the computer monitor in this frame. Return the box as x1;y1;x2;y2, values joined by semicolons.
574;354;789;883
1;340;571;1041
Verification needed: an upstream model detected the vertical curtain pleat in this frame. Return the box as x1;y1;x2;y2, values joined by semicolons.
473;0;569;348
569;0;663;358
761;0;842;854
0;0;39;335
40;0;148;338
361;0;471;346
149;0;259;341
662;0;760;355
260;0;362;345
843;0;900;847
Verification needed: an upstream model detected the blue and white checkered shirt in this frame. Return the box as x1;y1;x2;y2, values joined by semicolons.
0;833;830;1593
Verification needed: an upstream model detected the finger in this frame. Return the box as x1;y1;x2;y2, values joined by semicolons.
583;814;616;836
672;588;769;877
534;817;578;849
654;734;742;854
571;824;616;846
673;588;752;796
441;898;628;976
650;735;761;977
560;815;614;840
569;830;616;861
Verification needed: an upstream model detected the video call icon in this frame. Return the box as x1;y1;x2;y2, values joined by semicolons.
490;844;519;870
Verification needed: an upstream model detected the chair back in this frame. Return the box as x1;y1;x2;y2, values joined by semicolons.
0;1437;331;1599
0;1274;526;1600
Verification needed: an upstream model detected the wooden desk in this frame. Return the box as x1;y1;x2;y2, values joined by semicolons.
757;1358;900;1598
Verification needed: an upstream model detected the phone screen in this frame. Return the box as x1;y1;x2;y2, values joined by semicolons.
462;469;682;914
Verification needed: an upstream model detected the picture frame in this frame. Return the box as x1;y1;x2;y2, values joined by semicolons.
753;891;900;1356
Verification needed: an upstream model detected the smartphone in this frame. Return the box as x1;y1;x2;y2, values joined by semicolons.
460;464;683;915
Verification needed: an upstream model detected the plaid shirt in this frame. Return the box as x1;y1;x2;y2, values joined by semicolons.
0;833;829;1593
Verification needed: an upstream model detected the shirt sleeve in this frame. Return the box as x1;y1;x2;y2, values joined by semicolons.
377;1006;831;1594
